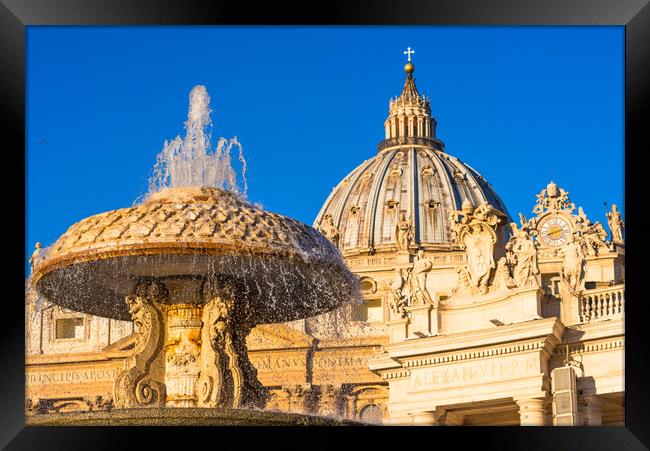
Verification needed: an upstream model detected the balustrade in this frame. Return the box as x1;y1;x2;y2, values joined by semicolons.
579;286;624;323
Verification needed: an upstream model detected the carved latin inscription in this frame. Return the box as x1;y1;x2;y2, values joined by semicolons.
410;354;539;391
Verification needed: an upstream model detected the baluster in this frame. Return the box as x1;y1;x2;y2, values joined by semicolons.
619;291;624;314
596;294;602;319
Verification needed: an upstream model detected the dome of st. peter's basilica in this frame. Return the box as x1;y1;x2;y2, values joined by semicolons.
314;62;510;259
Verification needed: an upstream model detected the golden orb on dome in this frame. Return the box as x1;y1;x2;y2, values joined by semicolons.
404;62;415;74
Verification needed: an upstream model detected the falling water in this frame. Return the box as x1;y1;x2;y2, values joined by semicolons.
148;85;248;195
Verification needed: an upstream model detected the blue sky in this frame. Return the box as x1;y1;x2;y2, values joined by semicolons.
26;26;624;274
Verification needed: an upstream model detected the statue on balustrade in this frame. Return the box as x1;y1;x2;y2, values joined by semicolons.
575;207;608;256
606;204;624;244
389;269;408;318
29;242;42;274
410;249;435;306
506;218;541;289
560;233;586;296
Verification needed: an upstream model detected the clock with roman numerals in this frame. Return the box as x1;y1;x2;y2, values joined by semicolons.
538;216;571;247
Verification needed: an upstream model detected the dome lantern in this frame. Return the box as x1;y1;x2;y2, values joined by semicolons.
382;48;444;152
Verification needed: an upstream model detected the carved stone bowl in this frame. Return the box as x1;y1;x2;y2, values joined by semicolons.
32;187;359;323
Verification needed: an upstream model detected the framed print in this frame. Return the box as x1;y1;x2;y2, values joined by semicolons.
2;0;648;449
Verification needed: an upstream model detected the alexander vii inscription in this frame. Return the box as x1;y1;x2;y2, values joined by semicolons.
411;354;539;390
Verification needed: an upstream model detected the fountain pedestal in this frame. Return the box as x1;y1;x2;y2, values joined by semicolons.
165;304;202;407
113;278;267;410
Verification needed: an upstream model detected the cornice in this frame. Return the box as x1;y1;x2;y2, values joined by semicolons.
384;317;564;360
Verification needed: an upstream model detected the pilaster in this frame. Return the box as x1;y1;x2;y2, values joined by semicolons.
516;397;549;426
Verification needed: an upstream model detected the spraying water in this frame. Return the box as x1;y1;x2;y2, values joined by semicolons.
148;85;248;195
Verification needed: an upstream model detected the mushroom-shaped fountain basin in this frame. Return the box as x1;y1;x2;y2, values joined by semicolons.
32;187;359;323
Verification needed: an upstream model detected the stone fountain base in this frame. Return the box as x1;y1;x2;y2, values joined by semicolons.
26;408;364;426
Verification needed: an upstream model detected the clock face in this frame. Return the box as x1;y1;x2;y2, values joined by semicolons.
539;216;571;247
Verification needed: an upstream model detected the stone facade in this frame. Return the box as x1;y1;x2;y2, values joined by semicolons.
25;58;624;425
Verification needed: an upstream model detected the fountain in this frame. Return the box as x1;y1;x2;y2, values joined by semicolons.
28;86;362;425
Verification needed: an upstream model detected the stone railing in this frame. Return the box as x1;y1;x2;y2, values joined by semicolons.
345;252;466;269
579;285;624;323
377;137;444;152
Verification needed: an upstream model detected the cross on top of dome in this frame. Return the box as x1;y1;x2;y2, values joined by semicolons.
403;46;415;62
403;47;416;76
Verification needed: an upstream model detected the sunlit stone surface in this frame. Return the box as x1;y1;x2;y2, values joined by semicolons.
26;56;625;426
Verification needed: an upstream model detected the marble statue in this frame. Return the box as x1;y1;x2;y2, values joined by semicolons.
389;269;407;318
506;222;541;289
319;214;340;248
410;249;434;306
493;256;517;290
395;213;413;252
606;204;624;244
29;242;42;274
560;234;586;295
575;207;608;256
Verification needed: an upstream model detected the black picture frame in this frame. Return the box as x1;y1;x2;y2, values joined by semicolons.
2;1;648;449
